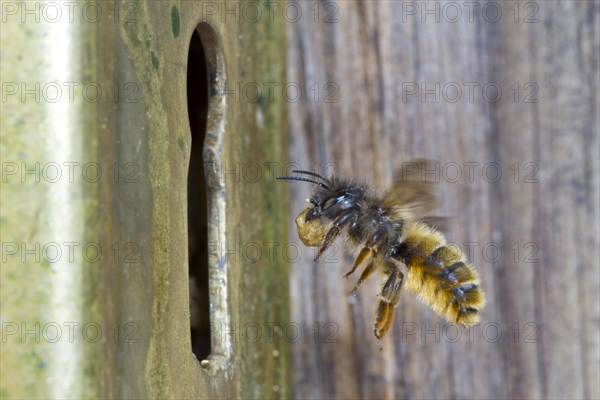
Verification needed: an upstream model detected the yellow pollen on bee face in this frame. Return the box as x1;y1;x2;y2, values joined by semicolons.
295;207;329;247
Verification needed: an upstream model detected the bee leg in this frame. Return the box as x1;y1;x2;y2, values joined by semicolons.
349;261;375;295
381;267;404;304
373;266;404;345
343;228;387;278
314;211;355;261
343;247;372;278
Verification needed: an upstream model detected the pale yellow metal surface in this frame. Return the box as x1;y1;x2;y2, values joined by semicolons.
1;5;101;398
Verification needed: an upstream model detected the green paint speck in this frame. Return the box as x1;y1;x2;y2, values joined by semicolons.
177;135;185;153
151;52;159;70
257;92;268;107
171;6;180;38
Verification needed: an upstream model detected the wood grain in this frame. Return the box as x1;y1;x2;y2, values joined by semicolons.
287;2;599;399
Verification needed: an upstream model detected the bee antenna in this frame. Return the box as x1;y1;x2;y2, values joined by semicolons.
291;170;333;186
276;175;331;190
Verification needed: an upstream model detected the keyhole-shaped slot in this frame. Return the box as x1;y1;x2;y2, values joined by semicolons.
187;21;228;364
187;26;211;361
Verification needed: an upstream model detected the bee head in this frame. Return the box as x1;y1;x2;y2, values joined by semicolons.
276;170;363;247
276;170;335;247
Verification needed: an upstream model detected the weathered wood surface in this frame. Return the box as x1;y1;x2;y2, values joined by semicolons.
96;2;291;398
287;2;599;399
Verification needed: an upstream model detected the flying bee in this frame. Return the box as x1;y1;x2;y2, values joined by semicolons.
277;161;485;345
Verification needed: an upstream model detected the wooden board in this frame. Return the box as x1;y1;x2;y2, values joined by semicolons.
287;2;599;398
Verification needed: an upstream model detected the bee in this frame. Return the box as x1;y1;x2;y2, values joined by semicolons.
277;162;485;345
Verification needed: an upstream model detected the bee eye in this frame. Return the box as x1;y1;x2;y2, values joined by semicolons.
322;197;337;209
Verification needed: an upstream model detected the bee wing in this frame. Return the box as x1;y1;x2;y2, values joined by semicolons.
381;159;439;216
420;216;450;232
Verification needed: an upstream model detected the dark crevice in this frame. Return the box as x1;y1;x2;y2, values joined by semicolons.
187;28;211;360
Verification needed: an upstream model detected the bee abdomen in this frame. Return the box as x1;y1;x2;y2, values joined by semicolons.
400;222;486;326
